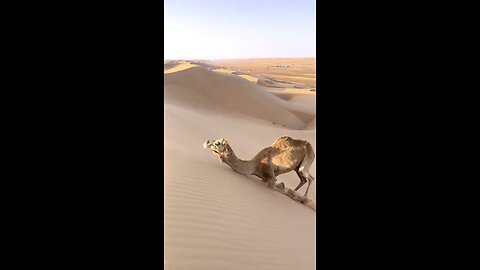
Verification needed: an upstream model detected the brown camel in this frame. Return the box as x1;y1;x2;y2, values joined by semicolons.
203;136;315;198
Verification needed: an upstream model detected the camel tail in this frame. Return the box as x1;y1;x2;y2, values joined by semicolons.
305;142;316;182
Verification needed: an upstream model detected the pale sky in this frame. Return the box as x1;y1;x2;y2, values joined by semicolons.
164;0;316;60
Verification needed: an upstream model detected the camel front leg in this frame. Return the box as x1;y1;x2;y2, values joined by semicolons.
266;177;286;191
304;175;314;197
266;176;277;189
264;163;277;189
275;182;285;190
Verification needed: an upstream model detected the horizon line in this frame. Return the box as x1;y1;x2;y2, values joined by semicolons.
164;56;316;61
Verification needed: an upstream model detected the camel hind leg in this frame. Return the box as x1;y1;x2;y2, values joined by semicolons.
294;170;307;191
298;143;315;197
304;174;315;197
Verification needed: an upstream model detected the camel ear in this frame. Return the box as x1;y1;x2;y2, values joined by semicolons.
221;139;228;145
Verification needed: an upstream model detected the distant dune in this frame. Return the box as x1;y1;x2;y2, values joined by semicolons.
164;60;316;270
208;58;316;87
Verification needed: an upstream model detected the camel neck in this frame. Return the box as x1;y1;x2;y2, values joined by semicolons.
223;146;255;175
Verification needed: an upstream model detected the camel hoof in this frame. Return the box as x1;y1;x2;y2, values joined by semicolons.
275;182;285;190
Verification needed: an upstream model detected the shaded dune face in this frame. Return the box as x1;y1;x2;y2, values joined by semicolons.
164;66;307;130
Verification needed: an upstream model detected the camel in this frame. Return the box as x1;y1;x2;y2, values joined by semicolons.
203;136;315;198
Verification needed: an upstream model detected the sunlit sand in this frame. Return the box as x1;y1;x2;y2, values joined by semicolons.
164;59;316;270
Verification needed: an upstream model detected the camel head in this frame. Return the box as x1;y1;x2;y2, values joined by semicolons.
203;138;229;160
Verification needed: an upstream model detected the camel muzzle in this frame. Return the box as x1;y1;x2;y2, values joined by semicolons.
203;140;213;149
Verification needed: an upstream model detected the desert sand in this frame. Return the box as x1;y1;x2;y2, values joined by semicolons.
209;58;316;89
164;60;316;270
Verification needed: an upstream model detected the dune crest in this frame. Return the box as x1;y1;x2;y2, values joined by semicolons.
164;61;198;74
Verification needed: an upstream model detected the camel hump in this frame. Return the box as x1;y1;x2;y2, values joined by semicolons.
276;136;292;143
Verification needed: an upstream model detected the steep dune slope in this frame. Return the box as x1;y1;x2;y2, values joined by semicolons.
164;64;316;270
165;66;307;130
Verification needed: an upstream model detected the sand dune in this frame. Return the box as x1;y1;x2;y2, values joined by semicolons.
164;61;198;74
212;68;235;74
238;74;259;83
165;66;309;130
198;60;313;90
209;58;316;87
164;61;316;270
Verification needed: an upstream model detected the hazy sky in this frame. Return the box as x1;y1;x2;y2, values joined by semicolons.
164;0;315;60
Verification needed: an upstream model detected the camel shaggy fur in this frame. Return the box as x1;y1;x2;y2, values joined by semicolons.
203;136;315;198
